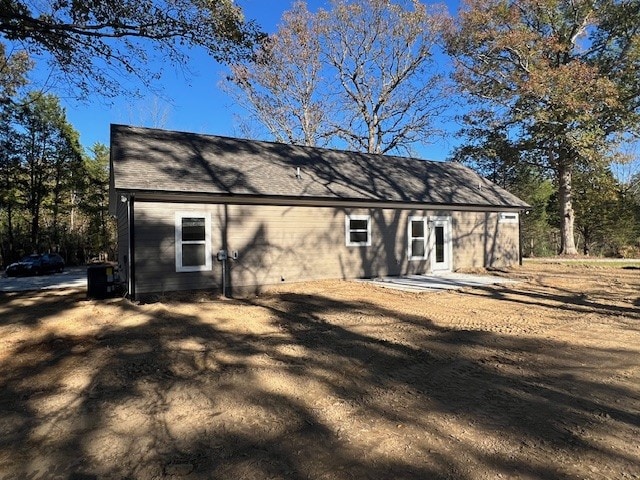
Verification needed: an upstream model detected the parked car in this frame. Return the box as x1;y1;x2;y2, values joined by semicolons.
5;253;65;277
41;253;65;273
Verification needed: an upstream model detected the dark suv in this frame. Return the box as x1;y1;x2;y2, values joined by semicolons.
5;253;65;277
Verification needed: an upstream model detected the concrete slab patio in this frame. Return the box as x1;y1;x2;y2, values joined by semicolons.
360;272;519;293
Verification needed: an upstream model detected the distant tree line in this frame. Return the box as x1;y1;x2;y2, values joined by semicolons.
0;91;114;267
452;140;640;257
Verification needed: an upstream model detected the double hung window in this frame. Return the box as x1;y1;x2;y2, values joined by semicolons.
408;217;427;260
345;215;371;247
175;212;212;272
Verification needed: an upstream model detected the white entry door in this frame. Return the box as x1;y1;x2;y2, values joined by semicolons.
430;216;452;272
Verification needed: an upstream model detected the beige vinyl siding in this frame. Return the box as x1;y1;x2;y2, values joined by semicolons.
133;203;219;294
131;201;520;295
228;205;415;287
452;211;519;268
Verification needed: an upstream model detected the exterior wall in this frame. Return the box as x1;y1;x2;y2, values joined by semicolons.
116;198;129;284
224;205;428;289
130;201;520;296
452;211;520;269
132;202;217;295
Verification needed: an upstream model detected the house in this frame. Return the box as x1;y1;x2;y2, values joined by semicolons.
109;124;529;299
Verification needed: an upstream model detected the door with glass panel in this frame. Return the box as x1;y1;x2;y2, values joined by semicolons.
429;216;452;272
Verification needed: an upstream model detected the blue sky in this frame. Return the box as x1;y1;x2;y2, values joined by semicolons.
40;0;461;161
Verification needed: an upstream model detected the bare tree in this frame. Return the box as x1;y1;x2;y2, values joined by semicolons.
318;0;449;154
126;95;173;129
225;0;449;154
223;2;330;146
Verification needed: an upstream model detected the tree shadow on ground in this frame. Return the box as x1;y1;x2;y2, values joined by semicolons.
459;283;640;319
0;283;638;479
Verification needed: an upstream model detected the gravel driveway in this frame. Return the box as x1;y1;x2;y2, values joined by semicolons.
0;267;87;292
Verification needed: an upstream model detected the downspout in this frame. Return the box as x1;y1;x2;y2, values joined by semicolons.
222;203;232;298
128;194;136;300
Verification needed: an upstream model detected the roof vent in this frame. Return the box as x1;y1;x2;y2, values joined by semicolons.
296;166;301;179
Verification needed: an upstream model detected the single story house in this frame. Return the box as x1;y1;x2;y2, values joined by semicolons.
109;124;529;299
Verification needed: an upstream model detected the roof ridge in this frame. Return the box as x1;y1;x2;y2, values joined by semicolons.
110;123;449;166
110;124;530;209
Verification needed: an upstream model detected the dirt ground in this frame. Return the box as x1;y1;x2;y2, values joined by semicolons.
0;262;639;480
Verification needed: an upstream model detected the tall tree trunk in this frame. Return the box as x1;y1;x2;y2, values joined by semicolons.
367;122;377;154
51;158;65;247
51;185;61;248
30;175;43;250
582;226;591;256
31;202;40;250
558;162;578;255
6;203;14;260
70;192;76;232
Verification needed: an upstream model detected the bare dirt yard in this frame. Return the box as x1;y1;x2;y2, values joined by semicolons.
0;262;639;480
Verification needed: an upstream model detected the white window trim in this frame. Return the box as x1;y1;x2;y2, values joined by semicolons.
345;214;372;247
175;212;212;272
429;215;453;272
499;212;519;224
408;216;428;260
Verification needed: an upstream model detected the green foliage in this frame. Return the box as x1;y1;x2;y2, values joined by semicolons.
451;117;640;257
0;43;32;102
452;130;558;256
12;92;83;247
447;0;640;255
79;143;115;257
572;164;618;255
0;91;114;266
0;0;264;97
520;178;558;257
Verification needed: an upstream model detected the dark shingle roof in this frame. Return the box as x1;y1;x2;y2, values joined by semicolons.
110;124;528;208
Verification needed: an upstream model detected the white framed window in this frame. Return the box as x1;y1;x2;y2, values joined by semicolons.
175;212;212;272
408;216;427;260
499;212;519;224
345;214;371;247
